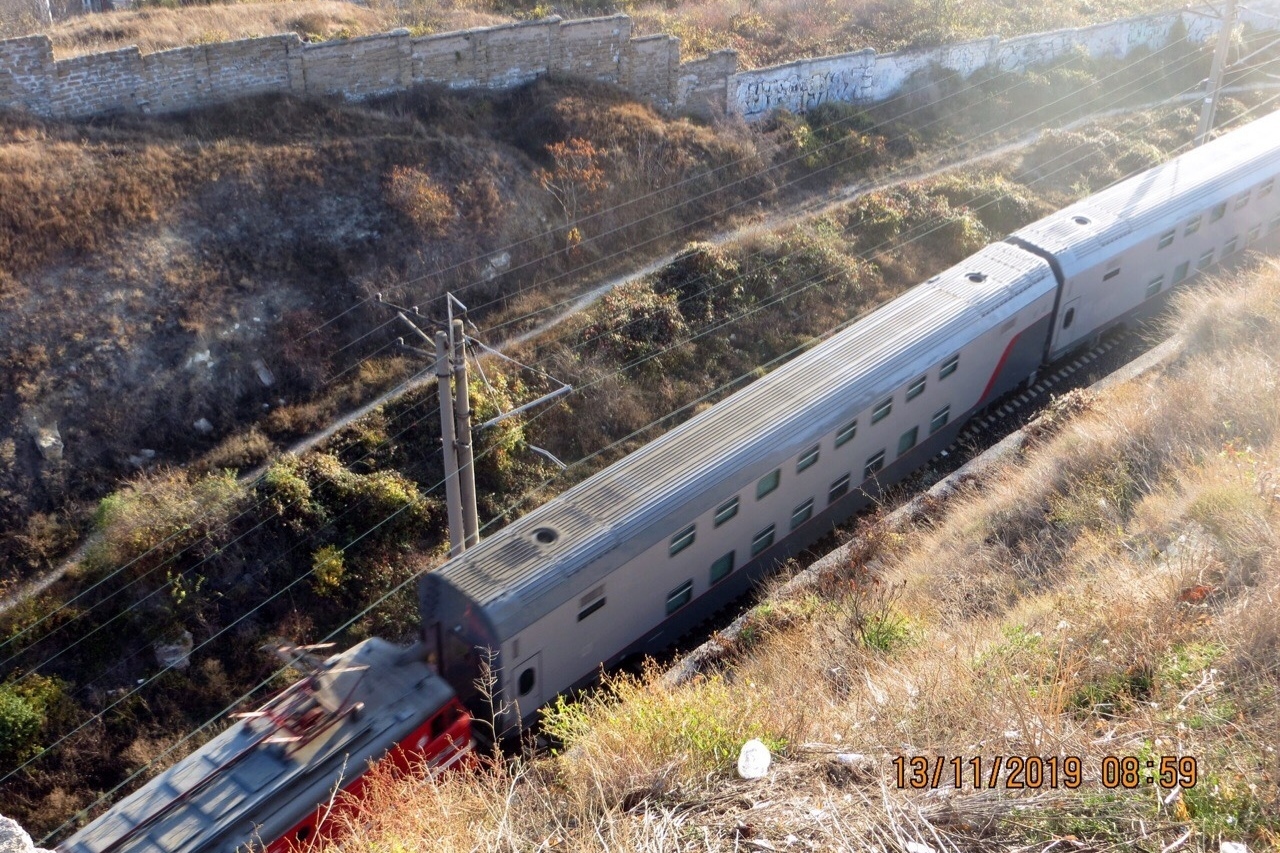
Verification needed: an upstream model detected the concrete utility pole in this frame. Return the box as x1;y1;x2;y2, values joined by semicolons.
435;331;465;557
1197;0;1238;146
452;319;480;549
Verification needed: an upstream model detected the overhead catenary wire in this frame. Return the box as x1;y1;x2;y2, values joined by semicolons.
0;36;1223;696
1;33;1202;662
34;75;1280;841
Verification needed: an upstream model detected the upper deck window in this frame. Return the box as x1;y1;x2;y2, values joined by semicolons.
756;469;780;500
1210;201;1227;223
669;524;696;557
940;354;959;379
871;398;893;424
835;419;857;447
1185;215;1202;236
797;445;820;473
906;376;926;401
1158;229;1175;249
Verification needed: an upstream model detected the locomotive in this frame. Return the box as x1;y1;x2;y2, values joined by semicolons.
60;107;1280;852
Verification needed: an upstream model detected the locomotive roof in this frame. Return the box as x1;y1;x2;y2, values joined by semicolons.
59;639;453;853
1011;109;1280;265
431;241;1056;637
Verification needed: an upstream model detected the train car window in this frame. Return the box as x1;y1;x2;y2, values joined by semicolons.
829;473;851;504
1236;191;1251;210
669;524;696;557
750;525;775;557
1249;225;1262;245
710;551;735;584
518;668;536;697
790;498;814;530
1103;266;1121;281
1062;307;1075;329
1224;238;1238;257
714;496;740;527
1210;202;1227;223
1197;250;1214;271
577;597;606;622
1145;276;1164;299
1173;261;1190;284
665;580;694;615
871;398;893;424
1261;178;1275;197
797;445;820;473
756;469;780;500
930;406;950;435
940;354;960;379
897;426;919;457
1184;216;1201;236
1158;229;1175;249
906;376;926;401
835;419;857;447
864;450;886;480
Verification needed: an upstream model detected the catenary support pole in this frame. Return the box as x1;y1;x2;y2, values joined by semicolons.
452;319;480;548
436;331;464;557
1197;0;1238;146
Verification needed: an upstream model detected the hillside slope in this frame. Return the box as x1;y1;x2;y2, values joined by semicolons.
326;259;1280;851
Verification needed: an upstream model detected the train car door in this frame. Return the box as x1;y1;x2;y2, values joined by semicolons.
1051;295;1084;357
512;652;544;717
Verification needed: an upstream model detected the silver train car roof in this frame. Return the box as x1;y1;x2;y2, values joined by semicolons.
426;240;1056;638
1011;108;1280;273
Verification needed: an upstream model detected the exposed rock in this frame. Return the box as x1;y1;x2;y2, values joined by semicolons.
251;358;275;387
0;815;55;853
737;738;771;779
193;418;214;435
481;251;511;281
33;423;63;462
155;630;194;670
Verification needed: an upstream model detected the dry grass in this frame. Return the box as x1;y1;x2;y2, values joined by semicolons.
325;261;1280;850
19;0;1180;65
24;0;510;58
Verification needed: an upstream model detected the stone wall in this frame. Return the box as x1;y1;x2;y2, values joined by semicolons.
727;1;1280;121
0;14;685;119
2;3;1278;123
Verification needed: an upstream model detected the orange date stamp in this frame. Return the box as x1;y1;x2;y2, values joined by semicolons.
892;755;1199;790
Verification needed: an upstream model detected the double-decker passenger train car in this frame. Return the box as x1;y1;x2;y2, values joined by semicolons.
60;108;1280;852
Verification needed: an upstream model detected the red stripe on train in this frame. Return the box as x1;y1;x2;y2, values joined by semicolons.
978;330;1023;405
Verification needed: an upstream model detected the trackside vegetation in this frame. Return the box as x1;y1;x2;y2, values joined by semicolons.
315;253;1280;853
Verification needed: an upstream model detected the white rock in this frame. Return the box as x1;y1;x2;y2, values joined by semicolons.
155;630;194;670
193;418;214;435
1221;843;1248;853
905;843;937;853
33;425;63;462
0;815;55;853
737;738;771;779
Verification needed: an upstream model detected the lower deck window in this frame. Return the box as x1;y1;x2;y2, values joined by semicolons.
864;450;886;480
930;406;950;435
897;425;919;457
829;473;851;504
1197;250;1214;272
666;580;694;615
751;525;775;557
709;551;735;584
791;498;814;530
1173;261;1190;284
1146;276;1164;299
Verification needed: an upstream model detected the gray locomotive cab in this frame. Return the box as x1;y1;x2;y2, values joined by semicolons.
1010;107;1280;363
419;574;502;730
